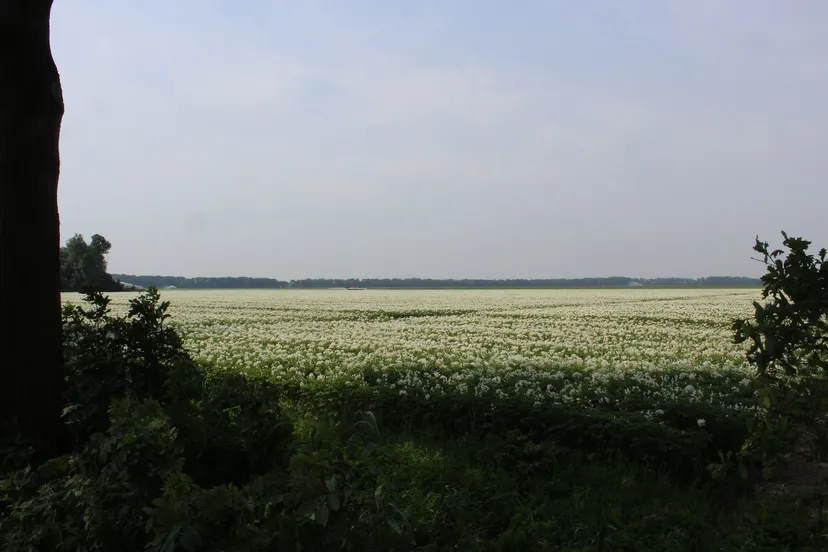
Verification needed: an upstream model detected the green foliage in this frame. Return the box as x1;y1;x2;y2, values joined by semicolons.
1;289;298;551
176;372;293;488
733;232;828;380
0;398;183;551
60;233;124;292
285;377;748;481
61;287;193;442
729;232;828;477
350;431;826;551
2;289;413;551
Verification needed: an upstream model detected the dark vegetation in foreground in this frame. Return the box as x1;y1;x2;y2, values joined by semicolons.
1;233;826;551
113;274;761;290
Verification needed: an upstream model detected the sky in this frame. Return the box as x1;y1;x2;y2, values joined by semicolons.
50;1;828;280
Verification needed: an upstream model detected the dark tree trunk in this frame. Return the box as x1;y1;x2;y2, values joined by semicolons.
0;0;67;458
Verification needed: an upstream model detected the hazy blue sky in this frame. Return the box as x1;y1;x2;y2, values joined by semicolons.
51;1;827;279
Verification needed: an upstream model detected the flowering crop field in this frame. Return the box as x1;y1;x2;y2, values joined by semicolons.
65;288;762;422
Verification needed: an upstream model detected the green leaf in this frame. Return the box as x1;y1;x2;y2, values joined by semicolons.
388;519;402;534
315;502;329;527
295;498;318;518
363;442;377;457
374;485;383;509
757;387;772;409
327;492;340;511
162;535;178;552
179;526;202;551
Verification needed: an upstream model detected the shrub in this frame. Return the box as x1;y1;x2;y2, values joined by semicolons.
1;289;299;551
730;233;828;477
0;398;182;551
61;288;195;443
176;372;293;488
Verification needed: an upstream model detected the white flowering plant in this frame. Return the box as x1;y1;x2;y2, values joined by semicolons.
62;287;765;471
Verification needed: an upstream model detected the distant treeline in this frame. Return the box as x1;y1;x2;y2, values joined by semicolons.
112;274;761;290
112;275;290;289
286;277;761;288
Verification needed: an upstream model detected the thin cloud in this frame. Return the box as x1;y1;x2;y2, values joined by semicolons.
50;1;828;279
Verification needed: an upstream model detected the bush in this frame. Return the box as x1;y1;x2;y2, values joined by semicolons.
2;289;411;551
1;289;298;551
176;372;293;487
61;288;195;442
730;232;828;476
0;398;182;551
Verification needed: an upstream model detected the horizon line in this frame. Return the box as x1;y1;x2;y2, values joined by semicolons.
112;273;761;281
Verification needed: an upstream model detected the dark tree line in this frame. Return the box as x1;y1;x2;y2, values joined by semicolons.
60;233;124;292
287;276;762;288
112;274;762;290
112;274;290;290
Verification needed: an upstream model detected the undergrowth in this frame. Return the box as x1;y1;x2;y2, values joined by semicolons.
1;284;827;551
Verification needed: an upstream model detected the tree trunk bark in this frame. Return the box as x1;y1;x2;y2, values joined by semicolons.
0;0;67;459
